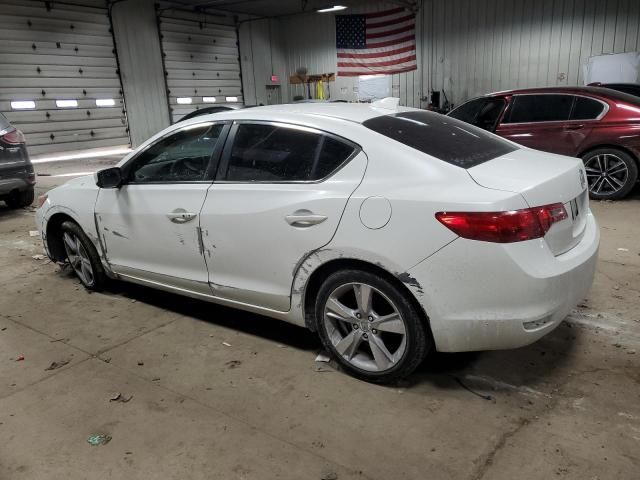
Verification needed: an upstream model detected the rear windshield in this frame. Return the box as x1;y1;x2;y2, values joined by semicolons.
0;113;9;131
362;111;518;168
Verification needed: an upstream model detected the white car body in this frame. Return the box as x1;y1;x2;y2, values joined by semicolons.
36;101;599;358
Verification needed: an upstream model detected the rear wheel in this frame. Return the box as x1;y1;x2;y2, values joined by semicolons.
60;221;106;291
5;187;34;208
315;270;431;384
582;148;638;200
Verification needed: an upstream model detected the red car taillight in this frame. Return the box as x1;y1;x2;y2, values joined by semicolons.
1;128;26;145
435;203;568;243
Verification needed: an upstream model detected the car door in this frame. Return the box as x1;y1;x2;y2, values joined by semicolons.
95;121;229;293
496;94;593;156
199;121;367;311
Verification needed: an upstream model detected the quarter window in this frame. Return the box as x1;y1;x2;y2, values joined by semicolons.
223;124;354;182
505;95;573;123
129;123;223;183
571;97;605;120
449;98;506;131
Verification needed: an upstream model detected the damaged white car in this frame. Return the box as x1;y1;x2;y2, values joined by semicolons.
36;100;599;383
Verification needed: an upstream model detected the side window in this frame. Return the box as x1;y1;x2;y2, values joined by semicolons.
475;98;506;130
224;124;354;182
504;95;573;123
571;97;605;120
448;98;487;124
129;123;223;183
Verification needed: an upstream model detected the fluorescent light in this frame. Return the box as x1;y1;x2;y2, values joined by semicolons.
203;97;217;103
225;96;238;102
96;98;115;107
31;147;132;164
177;97;192;104
11;100;36;110
56;99;78;108
317;5;347;12
51;171;94;178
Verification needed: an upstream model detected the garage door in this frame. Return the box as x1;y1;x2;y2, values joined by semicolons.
158;13;243;123
0;0;129;156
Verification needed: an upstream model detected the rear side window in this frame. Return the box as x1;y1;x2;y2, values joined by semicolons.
449;98;506;131
505;94;573;123
571;97;605;120
363;111;518;169
448;98;486;124
223;123;355;182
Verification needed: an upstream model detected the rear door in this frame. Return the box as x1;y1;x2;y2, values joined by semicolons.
496;94;593;156
199;121;367;311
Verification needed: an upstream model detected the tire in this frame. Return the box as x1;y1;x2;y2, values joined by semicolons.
315;269;432;384
60;220;106;291
5;187;34;209
582;148;638;200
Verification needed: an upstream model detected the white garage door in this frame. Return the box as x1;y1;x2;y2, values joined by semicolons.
158;13;243;123
0;0;129;156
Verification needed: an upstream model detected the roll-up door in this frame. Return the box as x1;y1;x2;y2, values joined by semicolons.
0;0;129;156
158;13;243;123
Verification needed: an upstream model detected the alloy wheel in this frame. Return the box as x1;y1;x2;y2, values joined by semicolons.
323;282;407;372
584;153;629;196
62;232;94;286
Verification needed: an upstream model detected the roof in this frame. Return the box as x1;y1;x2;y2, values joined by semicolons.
487;86;619;97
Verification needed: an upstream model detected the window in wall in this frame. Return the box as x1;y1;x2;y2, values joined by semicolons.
129;123;223;183
223;124;355;182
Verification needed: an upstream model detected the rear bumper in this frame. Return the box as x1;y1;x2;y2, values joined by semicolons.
407;212;599;352
0;177;32;196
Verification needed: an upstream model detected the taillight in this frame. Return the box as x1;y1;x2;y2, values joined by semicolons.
435;203;568;243
1;128;26;145
37;194;48;209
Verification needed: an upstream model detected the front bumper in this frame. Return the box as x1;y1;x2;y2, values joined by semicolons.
408;212;599;352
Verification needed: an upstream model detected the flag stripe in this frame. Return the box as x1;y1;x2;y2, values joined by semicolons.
366;23;414;39
338;54;416;68
337;64;418;77
337;45;415;59
364;7;405;18
366;14;414;29
367;34;415;49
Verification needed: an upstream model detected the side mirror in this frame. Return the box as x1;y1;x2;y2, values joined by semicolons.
95;167;123;189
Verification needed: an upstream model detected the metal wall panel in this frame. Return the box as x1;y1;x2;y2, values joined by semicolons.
0;0;129;155
158;11;242;123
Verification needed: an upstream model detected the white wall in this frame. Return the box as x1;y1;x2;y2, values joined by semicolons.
239;0;640;108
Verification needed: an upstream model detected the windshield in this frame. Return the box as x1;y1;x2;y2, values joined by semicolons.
362;110;518;168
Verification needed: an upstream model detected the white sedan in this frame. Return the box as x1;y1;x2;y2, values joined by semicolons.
35;99;599;383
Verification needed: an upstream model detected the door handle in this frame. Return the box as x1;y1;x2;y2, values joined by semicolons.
564;124;585;131
285;210;328;227
167;209;197;224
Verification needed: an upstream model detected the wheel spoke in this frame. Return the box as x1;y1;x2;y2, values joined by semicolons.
596;155;604;172
353;284;373;313
607;165;627;176
370;313;405;334
63;233;77;254
325;297;355;323
335;330;362;359
605;177;621;191
603;154;609;171
368;334;394;370
584;166;600;173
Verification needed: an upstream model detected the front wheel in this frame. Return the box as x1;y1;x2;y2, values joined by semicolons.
315;270;432;384
582;148;638;200
60;221;106;291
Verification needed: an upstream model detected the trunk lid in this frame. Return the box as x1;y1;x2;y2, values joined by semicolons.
468;148;589;255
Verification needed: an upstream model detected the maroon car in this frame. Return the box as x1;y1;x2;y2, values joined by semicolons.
448;86;640;200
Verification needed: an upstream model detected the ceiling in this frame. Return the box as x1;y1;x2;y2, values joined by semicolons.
159;0;414;18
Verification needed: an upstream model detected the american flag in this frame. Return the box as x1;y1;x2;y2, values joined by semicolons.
335;7;417;76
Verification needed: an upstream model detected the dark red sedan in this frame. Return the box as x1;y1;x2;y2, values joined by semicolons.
448;86;640;200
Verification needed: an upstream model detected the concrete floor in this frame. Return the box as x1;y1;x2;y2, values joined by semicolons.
1;158;639;480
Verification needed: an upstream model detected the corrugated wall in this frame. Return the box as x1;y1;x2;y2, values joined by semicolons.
240;0;640;109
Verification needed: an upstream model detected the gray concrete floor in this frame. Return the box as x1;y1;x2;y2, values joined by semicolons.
1;158;639;479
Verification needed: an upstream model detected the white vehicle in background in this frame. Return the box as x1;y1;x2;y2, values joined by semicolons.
35;100;599;383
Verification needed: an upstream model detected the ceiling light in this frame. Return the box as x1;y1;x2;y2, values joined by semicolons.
96;98;115;107
203;97;217;103
176;97;193;104
56;99;78;108
11;100;36;110
317;5;347;13
225;96;238;102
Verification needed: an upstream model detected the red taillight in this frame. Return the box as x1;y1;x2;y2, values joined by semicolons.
2;128;26;145
435;203;568;243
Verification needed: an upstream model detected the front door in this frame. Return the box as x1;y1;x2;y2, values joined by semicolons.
95;122;228;293
199;121;367;311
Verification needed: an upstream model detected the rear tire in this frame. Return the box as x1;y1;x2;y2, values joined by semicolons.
60;221;106;291
315;269;432;384
5;187;34;208
582;148;638;200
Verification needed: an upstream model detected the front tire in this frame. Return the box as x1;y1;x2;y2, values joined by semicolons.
315;270;432;384
582;148;638;200
60;221;106;291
